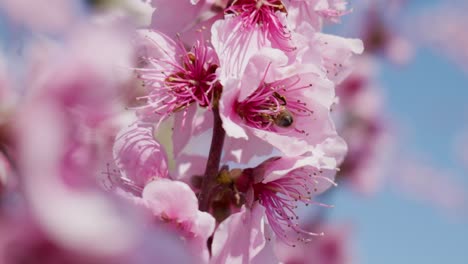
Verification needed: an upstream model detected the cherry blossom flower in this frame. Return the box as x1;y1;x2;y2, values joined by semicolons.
135;30;222;124
238;155;338;245
220;49;339;156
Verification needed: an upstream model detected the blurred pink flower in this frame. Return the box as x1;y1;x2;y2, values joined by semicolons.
15;96;142;260
5;21;151;261
0;197;192;263
334;56;391;195
417;4;468;71
392;157;468;216
0;0;79;33
0;216;122;263
358;2;413;64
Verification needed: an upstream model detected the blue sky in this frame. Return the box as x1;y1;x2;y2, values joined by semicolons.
330;1;468;263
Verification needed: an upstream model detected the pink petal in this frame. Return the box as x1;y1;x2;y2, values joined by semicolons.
192;211;216;241
113;124;169;188
136;29;178;62
219;83;249;140
151;0;205;38
142;179;198;221
211;204;266;264
173;104;198;158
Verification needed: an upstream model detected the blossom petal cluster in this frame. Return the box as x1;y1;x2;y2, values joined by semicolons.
0;0;363;263
129;0;362;260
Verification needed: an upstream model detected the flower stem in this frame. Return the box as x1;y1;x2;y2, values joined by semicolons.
198;93;226;212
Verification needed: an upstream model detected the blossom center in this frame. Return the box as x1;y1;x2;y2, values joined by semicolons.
225;0;294;51
164;49;218;111
252;167;335;245
227;0;287;20
137;39;221;118
235;78;313;132
164;52;219;111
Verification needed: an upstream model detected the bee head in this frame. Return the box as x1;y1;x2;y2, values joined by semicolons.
274;109;294;128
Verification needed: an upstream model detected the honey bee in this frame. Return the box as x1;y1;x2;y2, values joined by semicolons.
274;109;294;128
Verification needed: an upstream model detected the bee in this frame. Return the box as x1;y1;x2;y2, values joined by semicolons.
274;109;294;128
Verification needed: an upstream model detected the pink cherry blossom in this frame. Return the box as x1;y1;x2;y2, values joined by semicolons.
223;0;294;51
232;154;339;246
135;30;221;124
220;49;339;156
